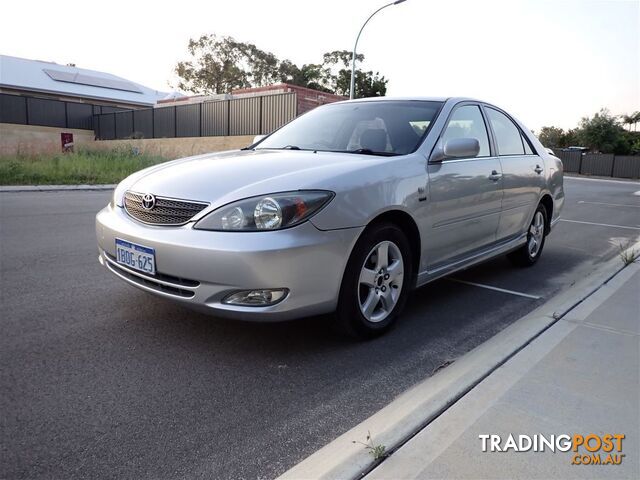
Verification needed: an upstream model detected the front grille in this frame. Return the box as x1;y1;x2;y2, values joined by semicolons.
104;253;198;298
124;191;209;225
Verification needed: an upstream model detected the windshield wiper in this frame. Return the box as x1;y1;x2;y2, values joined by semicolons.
342;148;400;157
282;145;301;150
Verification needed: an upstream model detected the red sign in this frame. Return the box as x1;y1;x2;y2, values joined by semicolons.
61;133;74;152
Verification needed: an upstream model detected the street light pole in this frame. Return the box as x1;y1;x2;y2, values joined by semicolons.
349;0;407;100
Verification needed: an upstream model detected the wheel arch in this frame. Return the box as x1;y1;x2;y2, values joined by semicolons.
362;209;421;286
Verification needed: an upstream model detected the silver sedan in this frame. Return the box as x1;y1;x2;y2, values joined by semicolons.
96;97;564;337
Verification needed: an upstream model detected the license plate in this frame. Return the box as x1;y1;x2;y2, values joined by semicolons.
115;238;156;275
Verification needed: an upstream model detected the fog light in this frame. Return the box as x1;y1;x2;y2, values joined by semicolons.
222;288;288;306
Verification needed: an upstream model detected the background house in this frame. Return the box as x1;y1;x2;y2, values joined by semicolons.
0;55;167;154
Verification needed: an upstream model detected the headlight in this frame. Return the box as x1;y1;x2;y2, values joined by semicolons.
194;191;334;231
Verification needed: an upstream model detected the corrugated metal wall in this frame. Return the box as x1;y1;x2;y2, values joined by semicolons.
0;92;133;132
201;101;228;136
27;97;66;128
553;149;582;172
261;93;296;133
93;93;296;140
133;109;153;139
66;103;93;130
229;97;261;135
612;156;640;178
153;107;175;138
580;153;615;176
176;104;201;137
552;150;639;179
0;94;28;124
115;111;134;139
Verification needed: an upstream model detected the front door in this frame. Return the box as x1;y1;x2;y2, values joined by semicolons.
425;104;503;269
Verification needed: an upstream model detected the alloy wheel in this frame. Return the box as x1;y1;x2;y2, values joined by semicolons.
358;240;404;322
528;211;545;257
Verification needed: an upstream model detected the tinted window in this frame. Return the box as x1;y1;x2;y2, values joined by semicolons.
486;107;525;155
441;105;490;157
522;134;534;154
257;101;443;155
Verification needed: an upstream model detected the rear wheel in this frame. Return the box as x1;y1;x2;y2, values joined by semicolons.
336;223;413;338
508;204;548;267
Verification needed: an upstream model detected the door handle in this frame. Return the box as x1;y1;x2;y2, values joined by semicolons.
489;170;502;181
534;165;544;174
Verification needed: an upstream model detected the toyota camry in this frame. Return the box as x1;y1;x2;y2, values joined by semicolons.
96;97;564;337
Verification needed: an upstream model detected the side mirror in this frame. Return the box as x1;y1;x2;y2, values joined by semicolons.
252;134;266;145
430;137;480;163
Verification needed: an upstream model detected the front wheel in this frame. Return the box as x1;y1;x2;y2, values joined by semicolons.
508;204;548;267
336;223;413;338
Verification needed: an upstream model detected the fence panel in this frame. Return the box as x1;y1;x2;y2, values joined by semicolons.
229;97;261;136
115;111;134;139
580;153;614;176
554;150;582;172
99;114;116;140
201;101;228;136
261;93;296;133
612;156;640;178
133;109;153;139
0;93;28;124
153;106;175;138
66;102;94;130
176;104;201;137
27;97;66;127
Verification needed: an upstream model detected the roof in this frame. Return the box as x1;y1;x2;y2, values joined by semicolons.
333;96;454;104
0;55;168;106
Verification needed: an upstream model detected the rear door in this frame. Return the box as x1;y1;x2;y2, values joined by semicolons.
425;103;503;268
484;106;545;242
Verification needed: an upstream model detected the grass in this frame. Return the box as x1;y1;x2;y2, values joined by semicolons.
0;148;169;185
619;240;640;266
352;430;387;461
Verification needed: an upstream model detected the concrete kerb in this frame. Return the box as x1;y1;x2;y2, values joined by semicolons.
278;240;640;480
0;184;116;192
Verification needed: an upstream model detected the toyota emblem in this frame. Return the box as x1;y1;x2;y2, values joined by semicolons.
141;193;156;210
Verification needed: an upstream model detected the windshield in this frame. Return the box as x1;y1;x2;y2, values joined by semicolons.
256;100;443;156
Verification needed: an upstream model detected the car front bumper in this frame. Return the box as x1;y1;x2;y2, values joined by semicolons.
96;205;363;321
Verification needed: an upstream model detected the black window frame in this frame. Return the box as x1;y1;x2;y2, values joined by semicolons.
482;104;539;157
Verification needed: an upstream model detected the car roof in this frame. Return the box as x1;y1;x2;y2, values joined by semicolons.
330;96;484;105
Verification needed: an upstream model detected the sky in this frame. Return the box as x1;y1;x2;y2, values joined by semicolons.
1;0;638;131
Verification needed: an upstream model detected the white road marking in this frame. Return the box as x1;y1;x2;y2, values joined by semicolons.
634;191;640;196
447;278;542;299
565;176;640;185
578;200;640;208
559;219;640;230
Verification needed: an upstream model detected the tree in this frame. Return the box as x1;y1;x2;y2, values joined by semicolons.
174;35;282;94
174;36;389;97
536;126;580;148
577;109;629;154
321;50;388;98
537;126;565;148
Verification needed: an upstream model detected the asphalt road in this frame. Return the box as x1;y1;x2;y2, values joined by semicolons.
1;176;639;480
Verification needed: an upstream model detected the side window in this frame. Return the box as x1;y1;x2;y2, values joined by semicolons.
441;105;490;157
486;107;525;155
522;133;534;155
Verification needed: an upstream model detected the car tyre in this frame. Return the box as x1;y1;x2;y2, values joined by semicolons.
336;223;413;339
508;203;548;267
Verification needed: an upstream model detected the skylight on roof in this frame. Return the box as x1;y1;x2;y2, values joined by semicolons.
43;69;143;94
